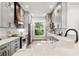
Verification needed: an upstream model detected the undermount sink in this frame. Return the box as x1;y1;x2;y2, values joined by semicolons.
47;36;75;48
47;36;59;43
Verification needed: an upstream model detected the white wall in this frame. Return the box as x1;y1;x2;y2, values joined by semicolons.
67;3;79;30
67;3;79;35
24;12;29;28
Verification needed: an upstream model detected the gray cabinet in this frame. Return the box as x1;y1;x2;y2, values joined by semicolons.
0;43;10;56
10;38;20;55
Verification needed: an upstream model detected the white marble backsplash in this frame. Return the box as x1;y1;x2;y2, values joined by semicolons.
0;28;17;37
47;28;79;40
0;27;28;38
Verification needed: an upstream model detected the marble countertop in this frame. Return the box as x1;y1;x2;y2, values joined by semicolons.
13;43;79;56
0;31;28;46
0;37;20;46
13;32;79;56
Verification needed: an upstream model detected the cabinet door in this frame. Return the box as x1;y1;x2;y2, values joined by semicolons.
0;44;8;56
7;3;14;28
10;38;20;55
0;2;15;28
0;43;10;56
1;3;8;27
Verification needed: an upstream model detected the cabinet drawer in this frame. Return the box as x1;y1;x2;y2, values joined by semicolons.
10;38;20;55
0;44;8;51
0;43;10;56
0;43;10;50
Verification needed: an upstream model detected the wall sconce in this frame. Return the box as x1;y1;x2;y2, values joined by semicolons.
8;2;14;8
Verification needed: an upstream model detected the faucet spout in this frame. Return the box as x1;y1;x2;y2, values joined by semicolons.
65;29;78;43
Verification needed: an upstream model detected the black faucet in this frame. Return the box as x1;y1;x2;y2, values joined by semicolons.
65;29;78;43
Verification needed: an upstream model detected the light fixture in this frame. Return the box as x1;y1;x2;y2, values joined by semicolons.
8;2;11;6
8;2;14;8
49;5;53;13
54;4;62;16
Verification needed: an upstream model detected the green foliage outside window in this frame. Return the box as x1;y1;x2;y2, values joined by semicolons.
35;22;44;35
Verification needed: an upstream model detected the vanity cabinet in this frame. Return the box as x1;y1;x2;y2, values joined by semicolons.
10;38;20;55
0;43;10;56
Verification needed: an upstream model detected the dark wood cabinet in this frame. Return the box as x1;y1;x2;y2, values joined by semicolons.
14;2;24;28
14;2;20;27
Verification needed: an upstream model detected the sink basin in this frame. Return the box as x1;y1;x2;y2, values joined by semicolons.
47;36;75;48
47;36;59;43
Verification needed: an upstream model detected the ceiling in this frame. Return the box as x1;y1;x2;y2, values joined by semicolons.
19;2;57;16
